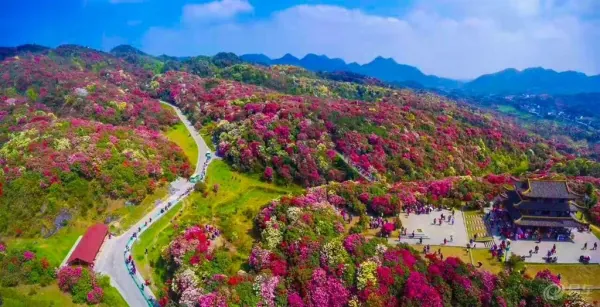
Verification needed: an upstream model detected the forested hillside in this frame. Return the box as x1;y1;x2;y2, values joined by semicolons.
2;43;600;306
3;43;600;236
0;46;190;236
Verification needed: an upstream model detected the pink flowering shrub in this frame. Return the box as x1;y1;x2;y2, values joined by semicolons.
403;271;444;307
307;268;349;307
58;266;83;292
0;98;191;236
343;234;366;254
0;245;54;287
166;225;212;265
22;250;35;261
535;269;561;285
86;286;104;304
149;69;557;188
156;183;582;307
57;265;105;304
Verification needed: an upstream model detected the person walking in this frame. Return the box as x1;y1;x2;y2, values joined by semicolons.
535;245;539;254
584;242;588;250
594;242;598;250
450;235;454;242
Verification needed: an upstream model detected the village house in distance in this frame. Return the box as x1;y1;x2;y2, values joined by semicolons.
501;179;588;241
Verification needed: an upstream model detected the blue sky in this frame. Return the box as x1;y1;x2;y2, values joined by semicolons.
2;0;599;79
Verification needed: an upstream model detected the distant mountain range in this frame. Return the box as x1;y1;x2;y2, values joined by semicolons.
0;44;598;95
464;67;600;95
241;53;462;90
241;53;600;95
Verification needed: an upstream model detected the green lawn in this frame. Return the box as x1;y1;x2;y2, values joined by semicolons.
109;186;169;234
0;280;127;307
496;104;533;119
181;160;302;256
471;248;600;288
3;189;168;305
166;123;199;169
4;184;171;266
418;245;471;264
471;248;505;274
132;199;184;294
132;159;302;294
199;125;216;151
6;223;87;266
524;264;600;288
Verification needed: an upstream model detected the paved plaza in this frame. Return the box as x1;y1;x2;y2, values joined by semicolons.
395;208;600;263
491;229;600;264
397;209;470;247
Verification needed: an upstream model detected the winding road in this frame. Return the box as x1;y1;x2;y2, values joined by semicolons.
95;101;210;307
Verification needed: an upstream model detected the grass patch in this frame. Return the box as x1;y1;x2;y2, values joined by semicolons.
471;248;505;274
132;200;185;294
6;223;87;266
418;245;471;263
496;104;533;119
181;160;302;258
100;279;128;307
199;125;216;151
524;264;600;288
0;281;127;307
166;123;199;169
591;224;600;241
0;284;81;307
109;186;169;234
5;186;170;267
132;159;302;294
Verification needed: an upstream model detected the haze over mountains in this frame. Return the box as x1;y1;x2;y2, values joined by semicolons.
241;53;600;95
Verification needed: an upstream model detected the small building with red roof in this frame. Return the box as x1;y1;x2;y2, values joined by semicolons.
67;224;108;266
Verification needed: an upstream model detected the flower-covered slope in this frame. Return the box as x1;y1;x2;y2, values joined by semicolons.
0;49;176;130
0;97;191;236
153;71;554;186
158;182;583;307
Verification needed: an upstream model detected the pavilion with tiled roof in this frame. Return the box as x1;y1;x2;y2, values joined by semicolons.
501;179;587;238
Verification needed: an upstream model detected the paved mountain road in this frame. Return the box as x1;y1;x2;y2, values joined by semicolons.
95;101;210;307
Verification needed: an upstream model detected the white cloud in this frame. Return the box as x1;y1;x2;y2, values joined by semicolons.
182;0;253;23
141;0;600;79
